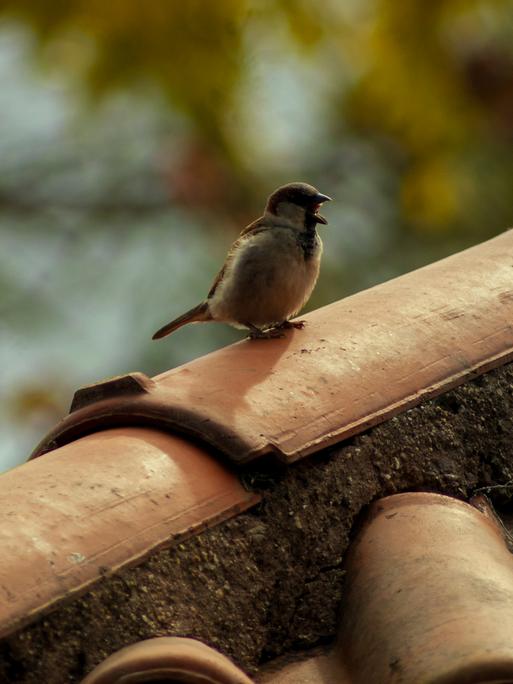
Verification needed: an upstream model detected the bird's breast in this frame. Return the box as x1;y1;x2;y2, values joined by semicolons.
209;227;322;327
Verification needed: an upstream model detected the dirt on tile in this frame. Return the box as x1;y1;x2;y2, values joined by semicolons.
2;364;513;683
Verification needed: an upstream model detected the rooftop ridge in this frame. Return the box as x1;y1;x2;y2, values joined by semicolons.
31;228;513;464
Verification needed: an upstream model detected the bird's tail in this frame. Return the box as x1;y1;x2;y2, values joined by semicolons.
152;302;211;340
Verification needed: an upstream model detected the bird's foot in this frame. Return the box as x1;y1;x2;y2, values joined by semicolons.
276;319;306;330
245;323;285;339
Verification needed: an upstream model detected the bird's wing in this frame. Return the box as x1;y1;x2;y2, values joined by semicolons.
207;261;230;298
207;216;268;298
238;215;267;237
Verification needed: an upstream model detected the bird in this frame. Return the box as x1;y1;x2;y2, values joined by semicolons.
152;182;332;340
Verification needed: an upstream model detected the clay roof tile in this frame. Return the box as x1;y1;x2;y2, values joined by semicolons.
32;229;513;465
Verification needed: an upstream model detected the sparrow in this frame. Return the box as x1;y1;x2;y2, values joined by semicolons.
152;182;332;340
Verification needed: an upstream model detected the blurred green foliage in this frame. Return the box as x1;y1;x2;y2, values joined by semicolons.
1;0;512;216
2;1;248;156
347;0;513;232
1;0;512;226
1;0;513;469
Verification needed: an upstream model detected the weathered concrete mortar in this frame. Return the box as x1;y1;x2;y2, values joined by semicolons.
2;362;513;684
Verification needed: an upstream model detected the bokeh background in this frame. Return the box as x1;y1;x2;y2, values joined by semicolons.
1;0;513;471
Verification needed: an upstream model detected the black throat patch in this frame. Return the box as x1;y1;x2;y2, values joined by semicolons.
298;218;319;260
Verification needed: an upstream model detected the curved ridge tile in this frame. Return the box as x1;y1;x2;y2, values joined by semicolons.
339;493;513;683
0;428;259;639
81;637;254;684
32;229;513;464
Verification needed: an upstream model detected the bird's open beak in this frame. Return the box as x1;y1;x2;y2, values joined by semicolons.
312;193;332;225
315;193;332;204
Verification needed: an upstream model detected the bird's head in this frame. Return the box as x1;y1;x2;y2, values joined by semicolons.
265;182;332;229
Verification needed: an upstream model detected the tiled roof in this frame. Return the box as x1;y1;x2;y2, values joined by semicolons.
32;229;513;465
1;230;513;682
80;493;513;683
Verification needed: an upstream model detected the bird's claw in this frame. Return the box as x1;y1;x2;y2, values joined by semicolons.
245;320;306;339
277;319;306;330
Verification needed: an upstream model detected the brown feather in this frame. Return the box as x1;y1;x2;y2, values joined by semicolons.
207;262;228;299
207;218;268;299
238;216;267;237
152;302;211;340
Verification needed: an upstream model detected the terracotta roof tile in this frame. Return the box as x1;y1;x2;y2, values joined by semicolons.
0;428;259;639
32;229;513;465
81;637;254;684
337;492;513;682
